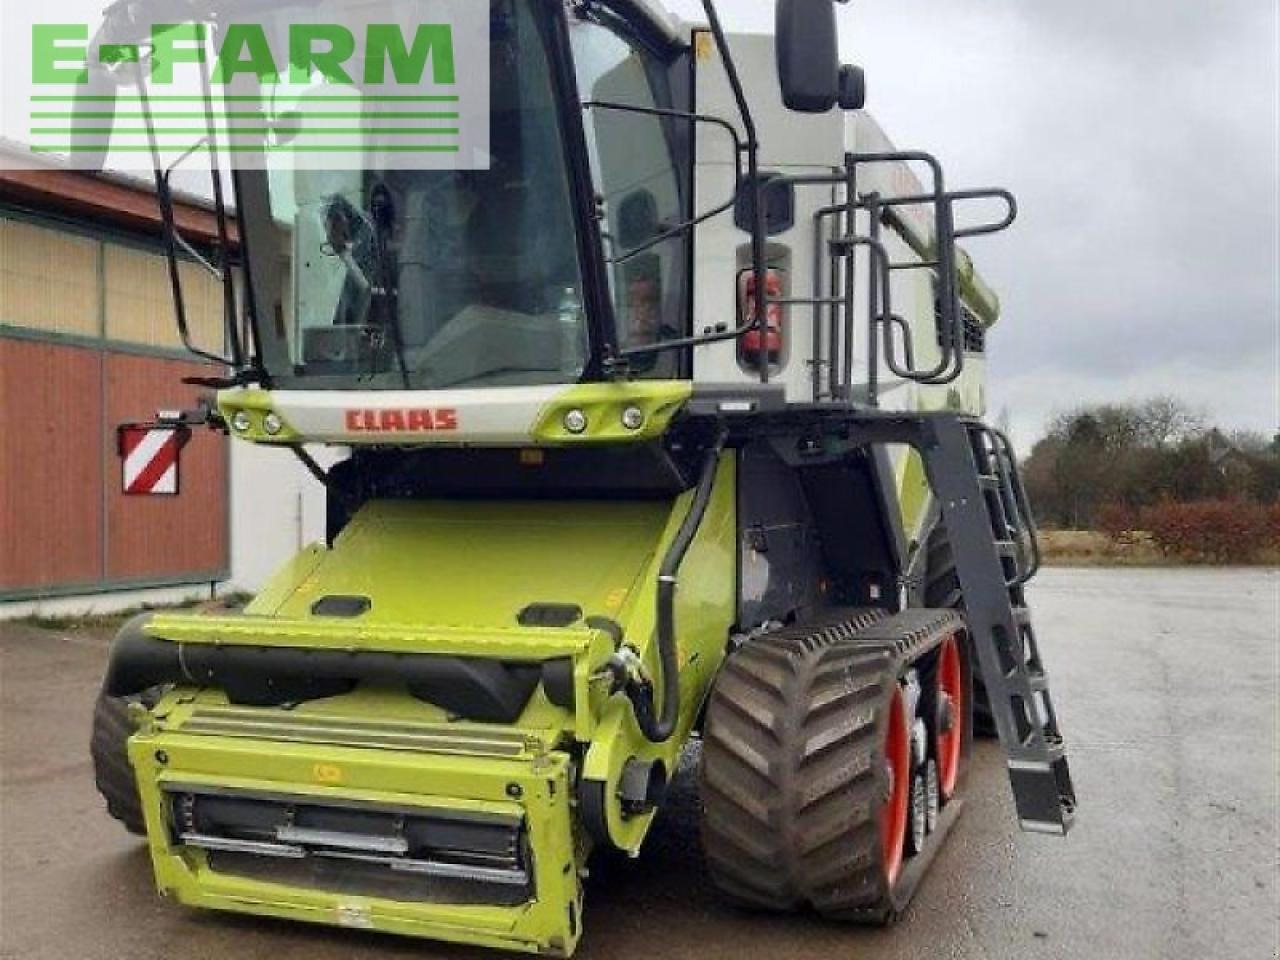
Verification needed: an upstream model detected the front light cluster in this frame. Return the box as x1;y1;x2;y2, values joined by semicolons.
228;408;287;439
561;405;646;436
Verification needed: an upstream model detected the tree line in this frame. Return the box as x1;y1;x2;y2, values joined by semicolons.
1021;397;1279;530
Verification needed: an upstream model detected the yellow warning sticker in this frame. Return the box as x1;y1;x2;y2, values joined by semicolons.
313;763;344;784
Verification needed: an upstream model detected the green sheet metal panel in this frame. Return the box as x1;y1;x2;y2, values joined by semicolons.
255;499;674;629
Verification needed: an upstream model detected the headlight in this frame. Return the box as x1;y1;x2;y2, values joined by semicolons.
563;409;588;435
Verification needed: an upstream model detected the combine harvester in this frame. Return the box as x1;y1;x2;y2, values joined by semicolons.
86;0;1076;953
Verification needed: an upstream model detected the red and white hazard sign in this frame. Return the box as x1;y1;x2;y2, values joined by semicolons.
119;426;186;496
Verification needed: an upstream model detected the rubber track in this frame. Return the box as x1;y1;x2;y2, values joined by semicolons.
699;608;962;919
90;692;147;835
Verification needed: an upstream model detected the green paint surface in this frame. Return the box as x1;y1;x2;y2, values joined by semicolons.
261;498;673;628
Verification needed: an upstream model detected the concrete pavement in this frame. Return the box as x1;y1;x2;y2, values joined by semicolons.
1;568;1276;959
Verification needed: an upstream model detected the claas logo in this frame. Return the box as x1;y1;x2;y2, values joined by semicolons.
345;408;459;433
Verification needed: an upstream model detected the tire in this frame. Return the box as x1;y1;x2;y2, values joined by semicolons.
924;525;996;738
90;691;148;836
698;613;910;919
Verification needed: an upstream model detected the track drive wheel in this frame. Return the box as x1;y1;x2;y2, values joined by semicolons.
699;612;923;920
933;632;966;801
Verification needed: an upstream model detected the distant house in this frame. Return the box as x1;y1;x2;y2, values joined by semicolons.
1204;429;1257;496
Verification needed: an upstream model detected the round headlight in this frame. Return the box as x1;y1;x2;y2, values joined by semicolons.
231;410;253;434
563;409;588;435
262;412;283;436
621;406;645;431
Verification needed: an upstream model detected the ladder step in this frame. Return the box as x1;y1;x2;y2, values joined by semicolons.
1011;738;1067;764
1008;756;1075;835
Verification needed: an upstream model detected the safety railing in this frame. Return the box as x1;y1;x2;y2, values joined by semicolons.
770;151;1017;405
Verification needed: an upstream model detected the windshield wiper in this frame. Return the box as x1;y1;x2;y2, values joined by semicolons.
369;183;412;390
321;190;411;388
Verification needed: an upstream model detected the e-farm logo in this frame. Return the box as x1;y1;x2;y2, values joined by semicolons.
6;1;490;171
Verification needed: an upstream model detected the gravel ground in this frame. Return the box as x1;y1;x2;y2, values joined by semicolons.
1;567;1276;960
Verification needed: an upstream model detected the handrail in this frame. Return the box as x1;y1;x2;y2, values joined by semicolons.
991;427;1042;584
770;155;1018;402
771;149;965;389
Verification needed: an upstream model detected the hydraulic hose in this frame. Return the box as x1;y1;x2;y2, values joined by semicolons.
633;429;728;743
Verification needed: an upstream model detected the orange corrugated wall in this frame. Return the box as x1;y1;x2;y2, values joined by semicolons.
0;339;228;594
0;339;105;591
104;352;228;584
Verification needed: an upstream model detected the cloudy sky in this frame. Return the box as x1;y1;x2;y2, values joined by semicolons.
668;0;1279;450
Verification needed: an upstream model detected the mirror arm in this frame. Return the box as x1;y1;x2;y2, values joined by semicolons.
153;166;235;369
584;100;746;266
198;55;246;367
699;0;771;382
136;47;239;371
582;101;745;158
610;196;736;266
618;3;767;364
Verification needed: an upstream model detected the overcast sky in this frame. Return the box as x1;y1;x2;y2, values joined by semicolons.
669;0;1280;450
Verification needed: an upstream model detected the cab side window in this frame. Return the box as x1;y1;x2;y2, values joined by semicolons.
570;16;690;377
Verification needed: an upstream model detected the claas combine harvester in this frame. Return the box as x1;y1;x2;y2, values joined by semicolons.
84;0;1076;954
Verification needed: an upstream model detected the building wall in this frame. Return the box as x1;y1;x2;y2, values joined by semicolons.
226;441;333;596
0;209;230;602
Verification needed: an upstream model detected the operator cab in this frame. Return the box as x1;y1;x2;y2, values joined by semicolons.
239;0;695;393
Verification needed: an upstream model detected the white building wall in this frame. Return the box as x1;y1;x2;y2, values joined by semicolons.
225;441;337;595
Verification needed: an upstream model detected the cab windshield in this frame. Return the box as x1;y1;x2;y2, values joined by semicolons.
255;0;588;390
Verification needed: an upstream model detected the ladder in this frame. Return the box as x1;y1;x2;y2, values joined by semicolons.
922;415;1076;834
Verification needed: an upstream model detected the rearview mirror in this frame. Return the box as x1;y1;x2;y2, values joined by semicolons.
776;0;840;112
838;64;866;110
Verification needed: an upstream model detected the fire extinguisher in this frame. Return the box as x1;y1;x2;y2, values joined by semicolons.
741;269;785;365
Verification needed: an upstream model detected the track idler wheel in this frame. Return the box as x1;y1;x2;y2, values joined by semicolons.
882;686;912;879
934;632;966;801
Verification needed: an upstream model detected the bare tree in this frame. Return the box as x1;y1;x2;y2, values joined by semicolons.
1134;396;1207;448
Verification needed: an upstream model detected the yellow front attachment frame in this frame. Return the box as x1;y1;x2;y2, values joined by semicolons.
130;713;584;956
